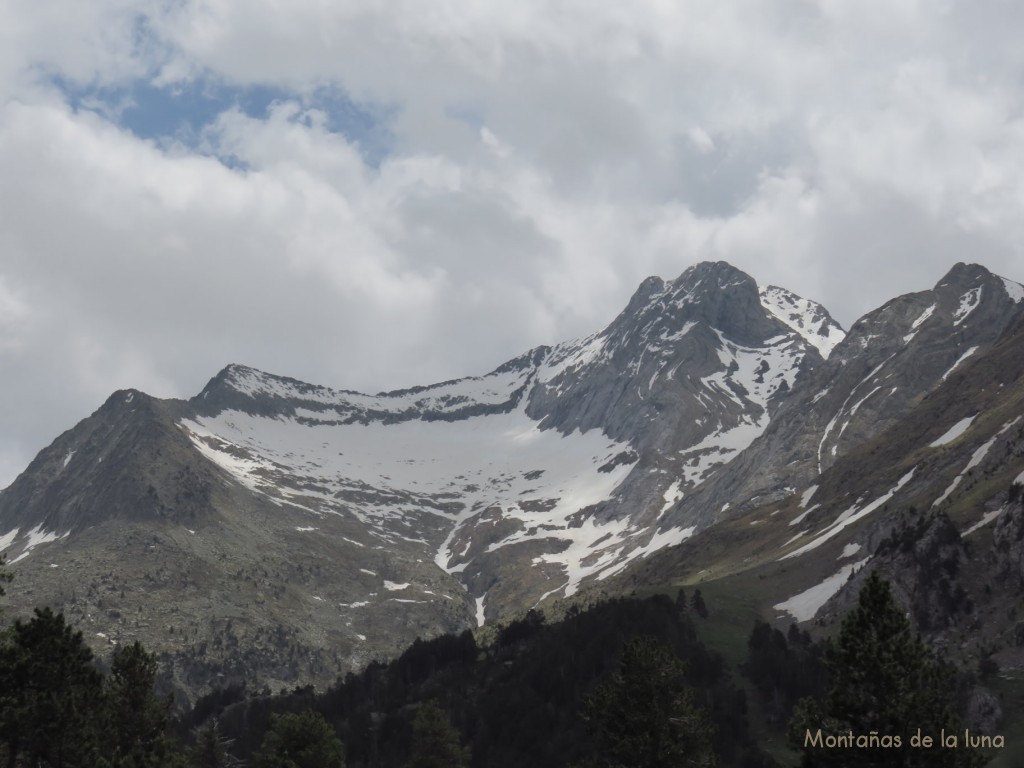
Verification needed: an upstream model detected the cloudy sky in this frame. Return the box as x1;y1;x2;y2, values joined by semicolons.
2;1;1023;486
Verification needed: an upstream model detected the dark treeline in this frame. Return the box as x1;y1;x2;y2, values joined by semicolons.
0;549;992;767
193;593;772;767
742;620;828;726
0;546;772;767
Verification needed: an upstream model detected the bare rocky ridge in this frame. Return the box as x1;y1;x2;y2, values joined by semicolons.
661;261;1024;531
605;300;1024;683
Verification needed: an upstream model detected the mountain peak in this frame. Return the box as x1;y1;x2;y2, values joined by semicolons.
657;261;769;346
676;259;752;287
937;262;1024;305
759;285;846;359
191;363;304;416
935;262;993;291
926;261;1024;326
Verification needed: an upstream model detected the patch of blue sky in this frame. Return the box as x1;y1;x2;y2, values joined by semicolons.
53;74;394;169
444;103;486;131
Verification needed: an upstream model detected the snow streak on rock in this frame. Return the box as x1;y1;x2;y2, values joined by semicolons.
940;347;979;382
1000;275;1024;303
953;287;982;326
963;508;1005;536
781;470;916;559
7;524;70;564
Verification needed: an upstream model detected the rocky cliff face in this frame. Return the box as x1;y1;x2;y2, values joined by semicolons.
661;262;1024;530
606;292;1024;682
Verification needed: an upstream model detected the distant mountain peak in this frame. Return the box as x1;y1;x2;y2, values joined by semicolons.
759;285;846;359
936;261;995;289
602;262;783;351
671;260;757;301
678;259;750;282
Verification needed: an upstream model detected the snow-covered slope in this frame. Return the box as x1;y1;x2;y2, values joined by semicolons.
176;261;833;615
181;392;637;594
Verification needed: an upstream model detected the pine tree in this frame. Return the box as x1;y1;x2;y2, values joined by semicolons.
189;720;242;768
405;701;470;768
105;640;180;767
691;589;709;619
0;607;105;767
0;553;11;600
674;588;687;612
578;636;715;768
789;571;985;768
253;711;346;768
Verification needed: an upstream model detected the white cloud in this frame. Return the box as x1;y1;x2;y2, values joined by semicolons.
2;1;1024;485
0;277;32;355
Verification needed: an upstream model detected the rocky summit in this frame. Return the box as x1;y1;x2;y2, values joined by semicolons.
2;260;1024;703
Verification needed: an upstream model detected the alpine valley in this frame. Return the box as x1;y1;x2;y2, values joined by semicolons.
3;260;1024;709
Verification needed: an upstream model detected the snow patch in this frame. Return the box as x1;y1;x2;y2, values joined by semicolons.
784;530;808;546
660;480;684;514
789;504;819;528
774;557;871;622
902;304;936;343
180;394;636;582
933;421;1017;507
759;285;845;358
930;416;976;447
9;525;69;564
940;347;979;382
963;508;1004;536
536;333;608;388
594;526;697;583
816;357;896;473
1001;276;1024;303
677;415;771;488
475;595;487;627
911;304;936;331
782;470;915;559
383;581;410;591
839;543;862;559
932;476;963;508
953;287;982;326
800;485;818;509
0;528;19;552
965;436;998;472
